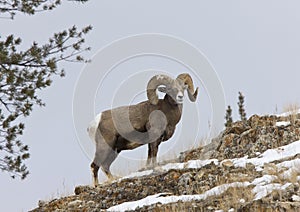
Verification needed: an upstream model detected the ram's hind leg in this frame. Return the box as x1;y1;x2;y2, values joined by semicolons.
90;162;99;187
91;147;116;186
91;128;118;186
101;150;118;181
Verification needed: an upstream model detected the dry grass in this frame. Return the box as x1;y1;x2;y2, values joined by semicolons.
282;103;300;125
159;151;178;164
288;169;299;184
149;185;254;212
263;161;300;184
153;202;206;212
283;102;300;114
42;179;73;203
263;163;281;176
148;202;212;212
220;186;254;210
261;161;300;203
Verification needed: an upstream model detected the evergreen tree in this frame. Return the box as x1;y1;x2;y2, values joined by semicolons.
238;91;247;122
0;0;88;19
225;105;233;127
0;0;91;179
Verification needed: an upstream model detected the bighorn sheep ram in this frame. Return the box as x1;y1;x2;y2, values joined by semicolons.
88;73;198;186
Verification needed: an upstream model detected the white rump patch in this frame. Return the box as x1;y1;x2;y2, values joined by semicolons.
87;113;102;142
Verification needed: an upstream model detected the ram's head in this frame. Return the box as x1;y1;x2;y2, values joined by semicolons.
147;73;198;105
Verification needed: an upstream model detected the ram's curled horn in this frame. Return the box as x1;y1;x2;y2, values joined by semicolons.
147;74;174;105
177;73;198;102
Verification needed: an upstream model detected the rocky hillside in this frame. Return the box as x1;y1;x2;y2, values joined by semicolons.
31;112;300;211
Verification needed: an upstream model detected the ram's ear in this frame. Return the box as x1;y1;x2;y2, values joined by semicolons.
157;86;167;93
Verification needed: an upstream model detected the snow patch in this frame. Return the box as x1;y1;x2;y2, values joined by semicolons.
116;159;218;182
107;182;249;211
276;121;290;127
251;175;277;186
277;158;300;172
119;170;154;180
232;140;300;170
292;195;300;202
278;109;300;117
276;158;300;180
239;199;246;204
252;182;291;200
160;159;218;171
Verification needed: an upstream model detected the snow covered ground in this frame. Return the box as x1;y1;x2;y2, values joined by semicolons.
276;121;290;127
232;140;300;171
108;140;300;211
117;159;219;181
278;109;300;117
108;182;249;211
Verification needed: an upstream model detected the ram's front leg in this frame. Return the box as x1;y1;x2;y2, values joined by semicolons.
147;139;161;167
145;116;166;167
146;125;176;166
163;125;175;141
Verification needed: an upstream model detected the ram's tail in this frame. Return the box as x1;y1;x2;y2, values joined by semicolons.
87;113;102;143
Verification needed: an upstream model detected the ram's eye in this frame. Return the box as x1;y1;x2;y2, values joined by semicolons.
158;87;167;93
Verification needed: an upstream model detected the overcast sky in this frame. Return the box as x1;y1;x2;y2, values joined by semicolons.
1;1;300;211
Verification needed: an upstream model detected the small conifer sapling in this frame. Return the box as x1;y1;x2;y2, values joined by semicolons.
225;105;233;127
238;91;247;122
